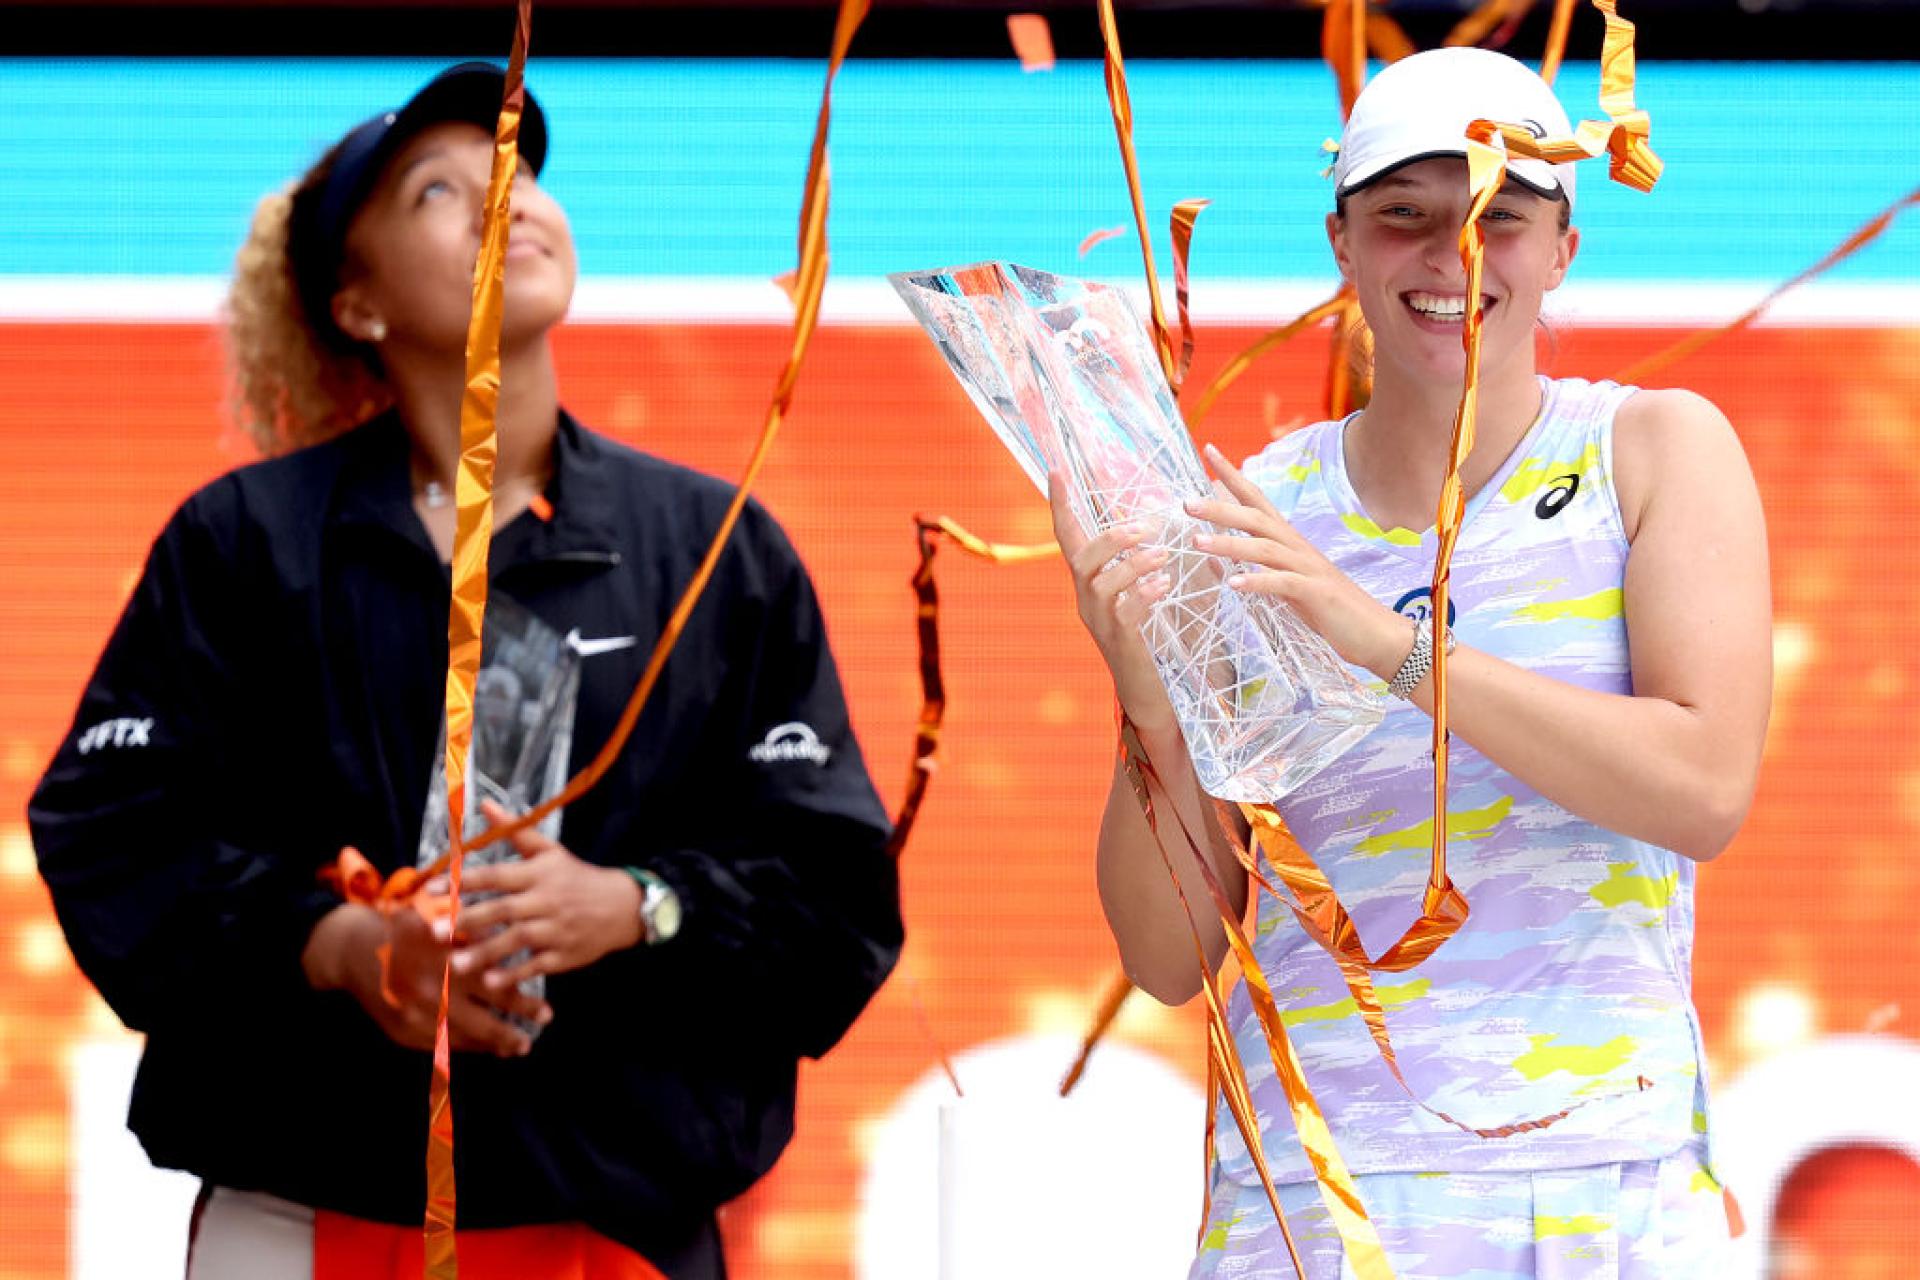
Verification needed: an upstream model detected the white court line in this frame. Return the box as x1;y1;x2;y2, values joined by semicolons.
3;275;1917;327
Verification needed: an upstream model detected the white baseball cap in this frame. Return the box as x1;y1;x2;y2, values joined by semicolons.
1333;47;1578;211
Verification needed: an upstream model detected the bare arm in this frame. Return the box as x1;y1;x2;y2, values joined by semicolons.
1194;391;1771;863
1049;476;1248;1005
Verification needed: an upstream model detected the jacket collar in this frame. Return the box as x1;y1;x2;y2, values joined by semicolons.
328;409;622;569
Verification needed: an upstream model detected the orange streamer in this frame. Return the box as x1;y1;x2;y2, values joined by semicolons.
1404;0;1659;979
1540;0;1579;83
1233;802;1619;1138
1078;225;1127;256
1096;0;1178;389
1120;724;1391;1279
888;521;948;861
1444;0;1535;49
1007;13;1056;72
887;518;1052;857
1462;0;1660;192
361;0;871;895
424;4;532;1271
923;514;1058;563
886;515;1053;859
1366;11;1417;63
1347;0;1367;105
1613;186;1920;386
1170;198;1212;391
1121;734;1309;1278
885;514;1060;1098
1185;288;1352;431
1322;0;1370;119
1325;293;1371;418
1058;967;1135;1096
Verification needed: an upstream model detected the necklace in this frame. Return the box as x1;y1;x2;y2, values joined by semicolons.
421;480;451;509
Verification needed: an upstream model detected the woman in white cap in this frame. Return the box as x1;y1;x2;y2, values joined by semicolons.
1053;46;1768;1278
31;62;902;1279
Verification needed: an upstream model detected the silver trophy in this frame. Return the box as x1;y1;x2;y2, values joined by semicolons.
417;592;581;1039
891;261;1382;801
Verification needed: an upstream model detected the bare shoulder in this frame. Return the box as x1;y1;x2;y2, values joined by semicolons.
1611;387;1755;541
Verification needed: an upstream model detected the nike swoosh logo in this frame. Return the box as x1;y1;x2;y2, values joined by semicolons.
565;628;640;658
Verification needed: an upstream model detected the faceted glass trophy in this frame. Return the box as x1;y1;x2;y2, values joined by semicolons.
891;261;1382;801
417;592;581;1039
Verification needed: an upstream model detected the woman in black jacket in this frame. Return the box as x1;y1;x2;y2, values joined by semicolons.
30;62;902;1280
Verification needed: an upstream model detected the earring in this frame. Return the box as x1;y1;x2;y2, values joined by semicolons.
367;319;388;343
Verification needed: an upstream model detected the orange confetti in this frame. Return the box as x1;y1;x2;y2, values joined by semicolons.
1007;13;1056;72
1077;224;1127;257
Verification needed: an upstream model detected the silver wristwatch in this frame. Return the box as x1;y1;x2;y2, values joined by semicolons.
623;867;683;945
1386;617;1456;700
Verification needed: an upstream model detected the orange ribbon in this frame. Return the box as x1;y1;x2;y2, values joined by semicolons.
1078;224;1127;256
1612;185;1920;386
1366;10;1418;64
1120;723;1391;1280
1058;967;1135;1097
1320;0;1370;119
420;5;534;1271
884;514;1065;1105
1097;0;1196;393
320;3;871;1271
356;0;871;893
1325;293;1372;418
1171;198;1213;391
1444;0;1536;50
1196;0;1662;1156
1006;13;1056;72
1185;288;1353;431
1411;0;1660;1001
1540;0;1579;83
887;515;1055;859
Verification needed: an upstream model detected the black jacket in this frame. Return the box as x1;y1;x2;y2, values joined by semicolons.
29;411;902;1269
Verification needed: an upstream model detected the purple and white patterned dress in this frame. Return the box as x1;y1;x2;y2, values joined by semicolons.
1192;378;1732;1279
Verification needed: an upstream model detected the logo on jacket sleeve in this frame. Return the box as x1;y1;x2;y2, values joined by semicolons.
76;717;153;754
749;722;833;766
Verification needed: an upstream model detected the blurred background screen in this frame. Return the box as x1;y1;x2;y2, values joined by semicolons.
1;3;1917;1277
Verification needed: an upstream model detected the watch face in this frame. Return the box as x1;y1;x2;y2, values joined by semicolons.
646;882;683;944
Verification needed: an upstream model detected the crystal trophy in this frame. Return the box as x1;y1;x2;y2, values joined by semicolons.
890;261;1383;802
417;592;582;1040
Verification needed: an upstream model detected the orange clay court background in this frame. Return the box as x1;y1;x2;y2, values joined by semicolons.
3;317;1920;1276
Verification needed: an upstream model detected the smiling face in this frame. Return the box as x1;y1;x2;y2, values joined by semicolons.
1327;156;1578;388
329;120;577;357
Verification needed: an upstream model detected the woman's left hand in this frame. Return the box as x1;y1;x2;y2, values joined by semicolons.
1188;443;1411;681
448;800;644;992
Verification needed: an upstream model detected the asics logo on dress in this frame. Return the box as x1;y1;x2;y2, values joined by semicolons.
77;717;153;754
749;722;832;766
1535;473;1580;520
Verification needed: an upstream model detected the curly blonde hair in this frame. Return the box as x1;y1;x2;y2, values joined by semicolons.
226;179;391;456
